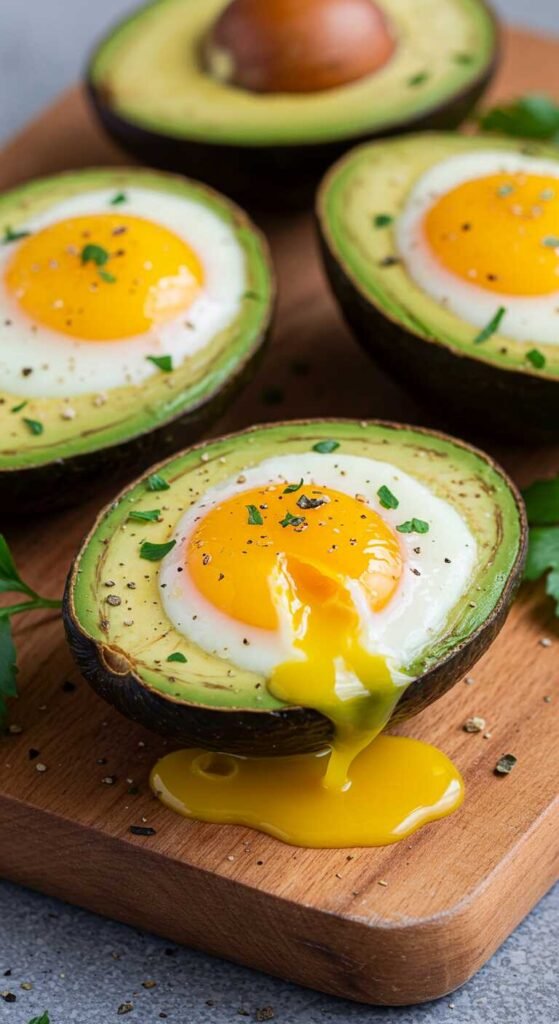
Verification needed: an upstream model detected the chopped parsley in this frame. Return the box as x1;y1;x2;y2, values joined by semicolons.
10;400;28;413
110;192;127;205
28;1015;51;1024
408;71;428;87
280;511;306;529
81;243;109;267
312;439;339;454
373;213;394;228
478;93;559;142
377;484;399;510
2;225;30;244
526;348;546;370
396;518;429;534
283;479;303;494
497;183;514;197
474;306;506;344
128;508;161;523
246;504;263;526
99;269;117;283
139;539;176;561
147;473;170;492
542;235;559;248
23;417;43;436
167;652;187;663
146;354;173;372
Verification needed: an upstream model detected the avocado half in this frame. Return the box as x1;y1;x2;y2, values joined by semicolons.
317;133;559;441
63;419;526;756
87;0;498;207
0;167;274;515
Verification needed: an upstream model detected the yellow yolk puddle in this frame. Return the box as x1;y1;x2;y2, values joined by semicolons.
151;482;464;847
424;172;559;296
5;213;203;340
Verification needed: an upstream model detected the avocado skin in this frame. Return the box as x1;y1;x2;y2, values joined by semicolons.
62;418;526;757
87;55;497;210
319;233;559;443
1;324;270;518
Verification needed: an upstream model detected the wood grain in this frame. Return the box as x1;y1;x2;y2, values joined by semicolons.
0;26;558;1006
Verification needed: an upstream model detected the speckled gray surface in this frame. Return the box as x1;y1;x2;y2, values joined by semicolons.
0;880;557;1024
1;1;558;1021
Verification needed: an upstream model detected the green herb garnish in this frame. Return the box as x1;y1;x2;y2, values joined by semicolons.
542;235;559;248
128;509;161;523
373;214;394;228
2;225;30;244
526;348;546;370
10;400;28;413
99;269;117;283
167;652;187;663
497;183;514;197
396;518;429;534
283;479;303;494
81;243;109;267
312;440;339;454
479;93;559;142
408;72;428;87
110;192;127;206
377;485;399;510
146;354;173;372
147;473;170;492
494;753;517;776
280;511;306;529
23;417;44;436
246;504;264;526
0;534;62;723
28;1015;51;1024
139;539;176;561
523;475;559;525
474;306;506;344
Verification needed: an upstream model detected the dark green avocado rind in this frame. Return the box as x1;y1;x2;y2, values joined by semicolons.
86;0;499;207
317;133;559;440
63;419;526;756
0;167;274;514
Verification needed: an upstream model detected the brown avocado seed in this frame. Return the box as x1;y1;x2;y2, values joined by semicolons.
205;0;395;95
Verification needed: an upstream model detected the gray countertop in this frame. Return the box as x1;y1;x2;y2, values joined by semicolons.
0;1;558;1021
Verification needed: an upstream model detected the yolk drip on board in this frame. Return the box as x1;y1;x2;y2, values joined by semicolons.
151;483;464;847
5;213;203;340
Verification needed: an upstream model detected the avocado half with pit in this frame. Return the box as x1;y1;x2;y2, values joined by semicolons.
87;0;498;207
318;133;559;440
0;167;273;514
63;419;526;756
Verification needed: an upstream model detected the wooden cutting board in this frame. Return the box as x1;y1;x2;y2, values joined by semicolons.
1;26;558;1007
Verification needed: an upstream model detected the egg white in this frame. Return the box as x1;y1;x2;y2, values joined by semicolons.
159;453;477;684
0;188;246;397
396;151;559;345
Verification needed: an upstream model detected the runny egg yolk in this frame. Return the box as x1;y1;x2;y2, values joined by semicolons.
424;172;559;296
188;483;403;790
152;481;465;848
5;213;203;340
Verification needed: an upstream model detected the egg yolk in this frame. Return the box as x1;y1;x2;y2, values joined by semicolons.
188;483;403;789
153;481;465;846
5;213;203;340
424;172;559;296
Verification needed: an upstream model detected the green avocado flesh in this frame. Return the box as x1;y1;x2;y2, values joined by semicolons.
0;168;272;473
69;420;523;714
318;133;559;378
89;0;496;146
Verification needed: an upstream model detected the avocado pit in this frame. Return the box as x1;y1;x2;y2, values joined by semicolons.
204;0;395;94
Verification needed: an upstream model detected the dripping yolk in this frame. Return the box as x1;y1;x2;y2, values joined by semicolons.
188;483;404;790
5;213;203;340
424;172;559;296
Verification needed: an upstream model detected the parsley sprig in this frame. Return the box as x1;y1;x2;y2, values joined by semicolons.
0;535;61;722
478;93;559;142
523;475;559;615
